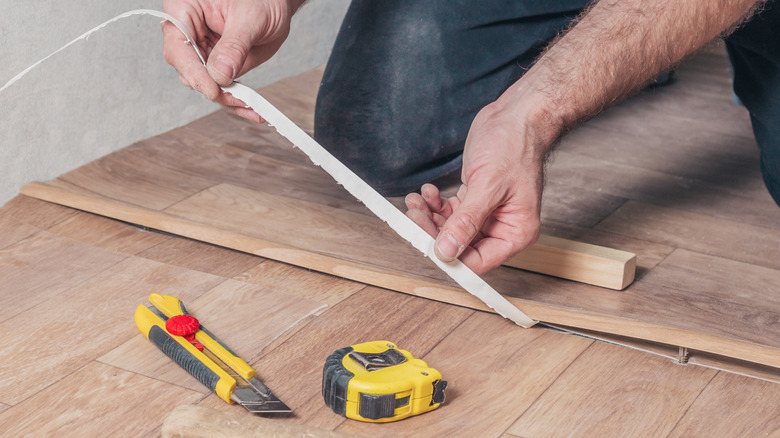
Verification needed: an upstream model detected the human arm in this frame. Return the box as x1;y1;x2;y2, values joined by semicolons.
162;0;308;122
406;0;764;275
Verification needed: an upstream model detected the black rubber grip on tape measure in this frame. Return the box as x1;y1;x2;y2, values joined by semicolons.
149;325;220;392
359;392;396;420
322;346;354;416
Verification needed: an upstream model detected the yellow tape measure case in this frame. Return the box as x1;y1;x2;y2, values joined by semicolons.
322;341;447;422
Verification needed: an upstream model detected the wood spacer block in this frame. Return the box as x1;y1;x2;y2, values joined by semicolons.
504;235;637;290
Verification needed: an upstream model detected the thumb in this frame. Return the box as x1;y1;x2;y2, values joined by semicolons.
434;185;496;263
207;17;255;85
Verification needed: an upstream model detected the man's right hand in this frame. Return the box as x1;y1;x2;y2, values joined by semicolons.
162;0;304;122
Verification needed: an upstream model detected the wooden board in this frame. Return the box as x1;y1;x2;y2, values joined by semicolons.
16;46;780;371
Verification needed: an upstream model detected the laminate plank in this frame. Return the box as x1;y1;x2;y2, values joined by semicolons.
56;142;218;210
47;210;170;255
667;373;780;437
136;237;264;278
0;211;39;251
0;231;126;323
559;125;766;198
0;257;223;405
125;127;365;212
0;404;8;415
595;201;780;270
0;362;203;437
507;342;717;438
641;249;780;306
547;151;779;231
336;314;593;438
233;260;366;308
186;111;315;168
99;278;324;392
162;183;452;280
540;179;628;228
1;195;78;229
195;288;474;428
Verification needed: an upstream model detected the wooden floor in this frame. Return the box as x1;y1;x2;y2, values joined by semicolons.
2;196;780;437
1;43;779;436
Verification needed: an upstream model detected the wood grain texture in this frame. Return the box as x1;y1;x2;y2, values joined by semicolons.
47;209;170;254
55;141;218;210
540;220;675;278
0;211;39;251
547;151;779;231
98;278;324;392
0;256;223;405
506;234;636;289
233;260;366;308
161;405;356;438
668;373;780;436
136;237;264;278
0;362;203;437
2;195;78;229
507;341;717;437
0;230;126;323
337;314;593;438
596;201;780;269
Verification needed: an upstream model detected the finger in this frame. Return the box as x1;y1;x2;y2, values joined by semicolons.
461;214;540;274
224;105;264;124
206;5;267;85
406;209;438;237
214;91;248;108
431;212;447;229
404;193;431;217
420;184;443;212
162;21;220;100
459;237;515;275
434;183;500;263
215;91;266;123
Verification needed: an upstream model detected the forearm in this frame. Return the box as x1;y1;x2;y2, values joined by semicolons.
496;0;764;144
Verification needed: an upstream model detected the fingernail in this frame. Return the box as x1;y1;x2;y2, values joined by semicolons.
435;230;463;262
213;58;235;80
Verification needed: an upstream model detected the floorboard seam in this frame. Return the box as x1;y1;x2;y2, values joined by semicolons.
662;370;719;437
498;331;596;435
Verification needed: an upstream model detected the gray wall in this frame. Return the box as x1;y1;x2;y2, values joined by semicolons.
0;1;349;206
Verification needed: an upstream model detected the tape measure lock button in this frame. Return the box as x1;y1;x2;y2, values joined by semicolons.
322;341;447;423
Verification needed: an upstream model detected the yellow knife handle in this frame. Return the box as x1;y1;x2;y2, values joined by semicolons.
147;294;256;381
134;304;236;403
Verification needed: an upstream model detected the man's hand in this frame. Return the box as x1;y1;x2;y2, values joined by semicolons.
406;78;560;275
406;0;761;275
162;0;304;122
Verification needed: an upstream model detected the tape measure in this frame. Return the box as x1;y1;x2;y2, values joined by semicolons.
322;340;447;422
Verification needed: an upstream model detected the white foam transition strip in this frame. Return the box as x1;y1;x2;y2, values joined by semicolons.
1;9;537;328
